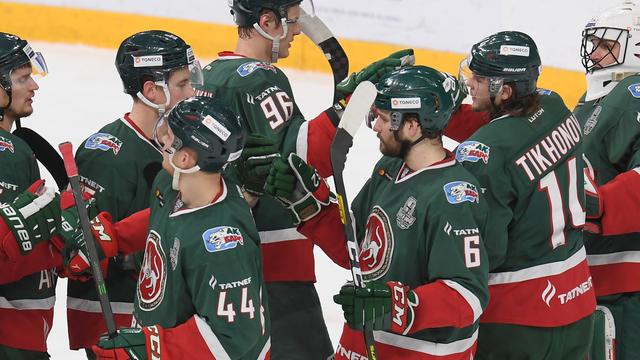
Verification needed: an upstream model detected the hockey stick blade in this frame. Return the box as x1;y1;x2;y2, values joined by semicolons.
59;142;118;338
13;127;69;189
329;80;378;360
299;8;350;103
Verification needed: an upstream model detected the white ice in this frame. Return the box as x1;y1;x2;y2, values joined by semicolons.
25;42;457;358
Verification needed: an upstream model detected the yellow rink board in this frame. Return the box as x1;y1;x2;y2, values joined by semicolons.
2;2;586;107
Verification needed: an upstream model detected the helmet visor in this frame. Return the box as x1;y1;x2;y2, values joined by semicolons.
189;60;203;88
458;56;505;99
29;51;48;78
153;113;182;153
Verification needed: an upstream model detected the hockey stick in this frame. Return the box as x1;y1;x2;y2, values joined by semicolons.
13;122;68;189
330;81;378;360
59;142;117;338
299;8;349;103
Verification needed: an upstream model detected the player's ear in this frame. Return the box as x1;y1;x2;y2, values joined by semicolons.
258;11;278;31
0;87;8;108
141;80;159;101
500;84;513;102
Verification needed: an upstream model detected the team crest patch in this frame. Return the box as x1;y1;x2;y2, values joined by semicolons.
203;226;244;253
361;206;394;281
396;196;417;230
138;230;167;311
444;181;480;204
0;136;14;153
84;133;123;155
628;83;640;98
236;61;276;77
456;141;490;164
583;105;602;135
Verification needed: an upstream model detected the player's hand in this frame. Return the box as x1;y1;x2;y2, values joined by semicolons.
264;153;333;225
92;327;150;360
333;280;416;334
584;168;602;234
336;49;415;96
0;179;59;257
58;210;118;280
235;133;280;196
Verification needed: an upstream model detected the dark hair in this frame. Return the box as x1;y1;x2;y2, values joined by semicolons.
237;9;282;39
491;83;540;118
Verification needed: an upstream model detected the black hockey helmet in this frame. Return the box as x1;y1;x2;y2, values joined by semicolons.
0;32;48;119
459;31;542;99
115;30;202;96
369;65;458;135
229;0;303;26
162;96;246;173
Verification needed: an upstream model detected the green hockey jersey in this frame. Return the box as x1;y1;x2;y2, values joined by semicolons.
68;115;162;349
574;75;640;297
335;154;489;359
458;90;595;327
133;171;270;359
0;128;56;352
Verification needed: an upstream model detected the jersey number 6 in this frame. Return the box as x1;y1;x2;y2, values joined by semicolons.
260;91;293;130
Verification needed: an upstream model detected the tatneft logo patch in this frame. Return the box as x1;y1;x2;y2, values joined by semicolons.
133;55;163;67
391;97;421;109
202;115;231;141
499;45;530;57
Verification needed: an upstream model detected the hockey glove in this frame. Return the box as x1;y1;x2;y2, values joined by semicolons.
333;280;417;335
336;49;415;96
264;153;333;225
235;133;281;196
93;326;156;360
584;168;602;234
59;209;118;280
0;179;59;256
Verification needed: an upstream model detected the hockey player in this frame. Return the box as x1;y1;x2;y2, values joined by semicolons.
91;96;271;359
0;32;60;359
457;31;595;359
266;65;490;359
197;1;414;357
67;30;202;357
574;2;640;359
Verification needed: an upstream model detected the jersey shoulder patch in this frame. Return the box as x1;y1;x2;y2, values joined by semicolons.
0;135;14;153
627;83;640;98
84;132;123;155
236;61;277;77
456;141;490;164
443;181;480;204
202;226;244;253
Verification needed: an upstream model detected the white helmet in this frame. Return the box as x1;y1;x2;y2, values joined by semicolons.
581;1;640;101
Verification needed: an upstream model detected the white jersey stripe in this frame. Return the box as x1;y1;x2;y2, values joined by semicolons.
374;328;478;355
587;251;640;266
66;297;133;314
257;337;271;360
0;296;55;310
195;315;231;360
259;228;307;244
442;280;483;322
489;247;586;285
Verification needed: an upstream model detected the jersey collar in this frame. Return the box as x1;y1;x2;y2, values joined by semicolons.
169;177;228;217
120;114;161;154
217;51;247;60
395;150;457;184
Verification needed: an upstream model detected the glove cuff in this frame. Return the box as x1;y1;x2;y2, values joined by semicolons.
143;325;165;359
0;201;34;254
387;281;417;335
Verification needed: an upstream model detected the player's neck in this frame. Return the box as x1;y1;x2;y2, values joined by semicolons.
403;141;446;170
179;172;223;208
0;116;15;132
129;101;161;139
236;38;271;63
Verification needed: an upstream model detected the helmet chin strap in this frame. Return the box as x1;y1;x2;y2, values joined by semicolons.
167;151;201;190
392;126;427;159
136;81;171;116
253;20;289;63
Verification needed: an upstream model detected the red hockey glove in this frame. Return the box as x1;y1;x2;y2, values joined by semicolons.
584;168;602;234
0;179;59;258
93;326;163;360
59;211;118;280
264;153;333;225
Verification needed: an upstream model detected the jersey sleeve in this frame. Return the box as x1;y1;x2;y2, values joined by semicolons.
297;203;350;269
175;227;268;358
443;104;490;143
406;192;489;333
458;138;514;270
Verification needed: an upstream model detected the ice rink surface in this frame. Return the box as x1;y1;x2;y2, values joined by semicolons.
26;42;457;358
